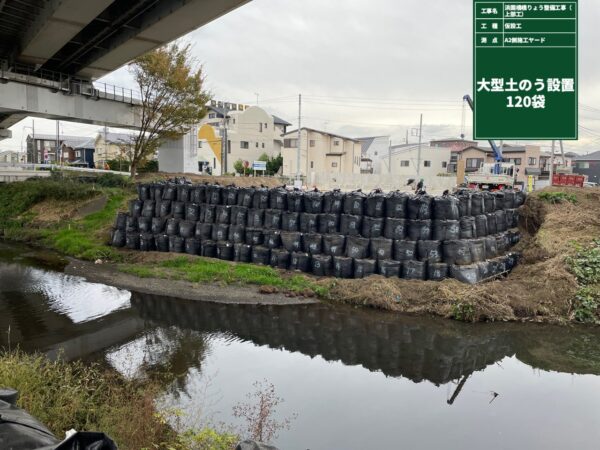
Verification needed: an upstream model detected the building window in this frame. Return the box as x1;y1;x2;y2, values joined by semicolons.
577;161;590;169
442;161;447;168
424;160;431;167
209;113;216;119
256;142;259;148
213;158;216;168
400;160;410;167
75;151;81;158
259;123;263;132
262;143;265;148
310;161;314;169
284;139;297;148
198;141;203;148
528;157;537;166
332;162;338;168
265;123;268;129
310;140;316;147
333;140;340;146
240;141;249;149
466;158;484;169
513;158;522;165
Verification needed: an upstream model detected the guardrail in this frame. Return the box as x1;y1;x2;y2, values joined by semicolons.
0;162;130;176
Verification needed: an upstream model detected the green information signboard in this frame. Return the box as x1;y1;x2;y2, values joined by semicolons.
473;1;578;140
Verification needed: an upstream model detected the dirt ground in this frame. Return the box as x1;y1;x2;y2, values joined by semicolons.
139;172;284;188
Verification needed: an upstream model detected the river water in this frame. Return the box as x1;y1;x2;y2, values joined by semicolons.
1;241;600;449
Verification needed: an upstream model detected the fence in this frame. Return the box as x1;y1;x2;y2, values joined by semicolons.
308;172;457;194
0;162;130;177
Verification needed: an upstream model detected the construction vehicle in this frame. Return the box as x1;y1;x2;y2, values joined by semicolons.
461;95;516;190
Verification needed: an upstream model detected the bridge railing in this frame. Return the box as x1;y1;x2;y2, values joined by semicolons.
0;162;130;176
0;59;141;105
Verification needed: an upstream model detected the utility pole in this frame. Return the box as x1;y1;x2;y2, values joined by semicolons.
549;140;555;186
296;94;302;184
104;125;108;168
221;107;229;175
559;140;565;166
416;114;423;177
56;120;60;165
31;119;35;164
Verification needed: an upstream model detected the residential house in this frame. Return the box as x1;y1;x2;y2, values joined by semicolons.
68;138;96;168
0;150;24;163
539;150;578;176
431;139;480;173
26;133;91;164
357;136;390;174
281;128;361;178
197;104;290;175
381;144;451;181
94;132;136;168
572;151;600;184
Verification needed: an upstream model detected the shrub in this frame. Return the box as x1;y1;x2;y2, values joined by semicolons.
538;191;577;204
567;240;600;323
94;172;132;188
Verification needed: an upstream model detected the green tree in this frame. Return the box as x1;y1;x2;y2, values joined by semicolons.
128;44;210;178
257;153;283;176
233;159;245;175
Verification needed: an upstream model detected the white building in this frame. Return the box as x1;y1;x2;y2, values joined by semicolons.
383;144;451;183
357;136;390;174
158;125;199;174
197;104;290;175
0;150;24;163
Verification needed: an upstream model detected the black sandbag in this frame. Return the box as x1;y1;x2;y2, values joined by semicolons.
245;228;264;245
345;236;370;259
393;240;417;261
303;233;323;255
142;200;155;218
370;237;393;260
433;196;460;220
443;240;472;265
264;229;282;249
459;216;476;239
138;216;152;233
168;235;185;253
203;204;216;223
450;264;481;284
172;201;185;219
185;203;200;222
484;236;498;259
384;218;407;240
340;214;363;236
417;240;442;263
184;237;200;255
471;192;485;216
477;260;492;280
212;223;229;242
492;191;505;211
153;184;164;201
247;209;264;228
469;238;486;263
224;185;238;205
483;191;495;213
287;189;304;212
496;233;510;253
191;185;206;204
508;230;521;246
195;222;213;241
514;190;526;207
300;213;319;234
489;257;507;276
270;248;290;269
251;245;270;265
231;206;248;226
362;216;384;238
407;219;432;241
264;209;282;229
304;189;324;214
474;215;488;238
234;243;252;262
281;231;303;253
402;260;426;280
152;199;165;217
228;225;246;244
428;262;449;281
115;212;128;230
207;184;223;205
378;259;401;278
407;194;433;220
312;254;332;276
343;190;365;215
126;215;138;232
155;234;169;252
217;241;234;261
506;252;520;271
353;258;376;279
201;240;217;258
269;187;288;210
162;184;176;200
457;193;472;217
138;183;151;201
175;185;189;203
323;189;344;214
432;219;460;241
365;189;386;217
158;199;171;217
252;188;270;209
318;213;339;234
504;209;514;229
445;220;460;241
111;229;126;247
495;210;507;232
165;218;180;236
323;234;346;257
385;191;408;218
486;212;498;235
179;220;195;238
333;256;353;278
503;190;516;209
129;200;144;217
282;212;300;231
290;252;311;272
237;187;254;207
216;205;231;224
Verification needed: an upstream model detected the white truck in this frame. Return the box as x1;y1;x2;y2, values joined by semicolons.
465;162;516;191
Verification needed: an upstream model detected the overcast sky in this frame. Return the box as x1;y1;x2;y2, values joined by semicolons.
4;0;600;154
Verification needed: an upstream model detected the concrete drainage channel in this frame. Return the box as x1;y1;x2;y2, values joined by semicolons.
110;183;525;284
